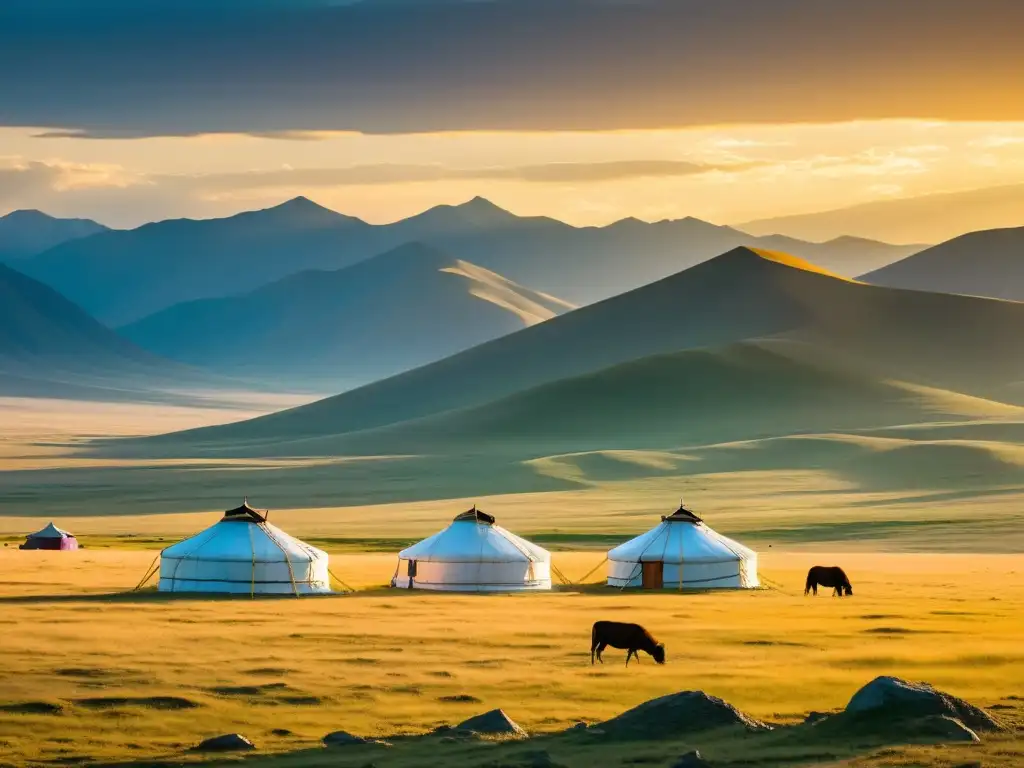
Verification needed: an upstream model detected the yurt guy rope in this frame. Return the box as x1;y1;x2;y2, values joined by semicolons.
572;555;608;585
133;554;161;591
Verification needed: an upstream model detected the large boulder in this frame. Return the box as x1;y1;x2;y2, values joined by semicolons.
845;677;1002;732
191;733;255;752
597;691;769;740
456;708;527;737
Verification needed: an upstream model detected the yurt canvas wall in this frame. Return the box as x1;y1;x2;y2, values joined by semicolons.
158;502;330;595
607;506;758;590
393;507;551;592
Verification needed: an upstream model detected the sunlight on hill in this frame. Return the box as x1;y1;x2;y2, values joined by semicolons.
747;247;858;281
441;259;577;326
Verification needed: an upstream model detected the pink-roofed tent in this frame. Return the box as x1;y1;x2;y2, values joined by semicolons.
20;522;79;551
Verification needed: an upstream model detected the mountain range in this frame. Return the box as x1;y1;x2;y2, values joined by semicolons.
20;196;923;326
0;209;107;263
139;246;1024;455
119;242;574;387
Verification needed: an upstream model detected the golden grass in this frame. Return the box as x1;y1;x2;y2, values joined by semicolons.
0;550;1021;767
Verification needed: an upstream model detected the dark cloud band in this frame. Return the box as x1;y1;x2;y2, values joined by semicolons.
1;0;1022;137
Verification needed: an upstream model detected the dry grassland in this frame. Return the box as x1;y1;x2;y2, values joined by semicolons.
0;550;1021;767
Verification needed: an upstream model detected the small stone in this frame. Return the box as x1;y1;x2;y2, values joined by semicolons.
803;711;832;725
322;730;367;747
270;728;293;737
191;734;255;752
672;750;713;768
455;708;527;737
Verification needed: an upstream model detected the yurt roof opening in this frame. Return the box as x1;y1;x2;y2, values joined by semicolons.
155;500;331;595
20;522;79;551
607;502;759;590
393;506;551;592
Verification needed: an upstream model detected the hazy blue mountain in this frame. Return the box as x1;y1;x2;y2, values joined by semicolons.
139;247;1024;452
0;261;190;398
22;197;371;325
861;226;1024;301
120;242;574;388
0;209;107;262
22;196;920;326
738;183;1024;245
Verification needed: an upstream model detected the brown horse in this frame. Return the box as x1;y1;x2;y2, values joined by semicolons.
805;565;853;597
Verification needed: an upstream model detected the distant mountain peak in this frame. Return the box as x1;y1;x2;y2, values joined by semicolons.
2;209;58;223
254;196;359;226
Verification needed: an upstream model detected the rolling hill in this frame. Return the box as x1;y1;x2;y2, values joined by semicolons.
269;339;1017;459
862;226;1024;301
0;209;107;262
21;196;921;325
119;242;574;387
738;183;1024;245
139;246;1024;452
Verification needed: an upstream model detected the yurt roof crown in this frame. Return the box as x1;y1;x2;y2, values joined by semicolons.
452;505;495;525
222;498;268;523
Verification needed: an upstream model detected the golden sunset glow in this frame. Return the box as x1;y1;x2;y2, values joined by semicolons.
3;120;1024;242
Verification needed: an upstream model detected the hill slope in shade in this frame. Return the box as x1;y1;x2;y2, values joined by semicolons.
738;183;1024;245
140;246;1024;451
0;209;107;262
21;196;921;324
0;262;235;401
120;243;574;387
861;226;1024;301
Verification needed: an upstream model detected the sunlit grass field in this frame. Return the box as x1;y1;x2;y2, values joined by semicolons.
0;549;1021;767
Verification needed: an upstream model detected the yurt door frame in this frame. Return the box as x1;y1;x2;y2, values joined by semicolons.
641;561;664;589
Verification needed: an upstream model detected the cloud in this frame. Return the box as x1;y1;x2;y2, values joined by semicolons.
1;0;1022;137
0;157;135;204
166;159;758;192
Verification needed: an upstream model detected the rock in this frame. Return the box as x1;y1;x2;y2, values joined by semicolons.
191;734;255;752
803;711;832;726
845;677;1003;732
597;691;769;740
911;715;981;744
672;750;713;768
455;708;527;737
518;749;564;768
270;728;293;737
565;721;589;733
322;730;368;747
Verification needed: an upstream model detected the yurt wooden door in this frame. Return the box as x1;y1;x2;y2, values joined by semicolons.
641;561;664;589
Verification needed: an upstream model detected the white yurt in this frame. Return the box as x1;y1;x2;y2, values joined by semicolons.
607;505;759;590
158;500;331;595
392;507;551;592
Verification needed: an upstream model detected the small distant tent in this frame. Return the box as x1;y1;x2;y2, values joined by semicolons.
607;504;758;590
20;522;79;551
392;507;551;592
157;500;330;595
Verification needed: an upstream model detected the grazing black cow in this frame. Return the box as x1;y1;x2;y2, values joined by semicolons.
591;621;665;666
805;565;853;597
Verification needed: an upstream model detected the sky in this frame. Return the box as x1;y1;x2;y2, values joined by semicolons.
1;0;1023;232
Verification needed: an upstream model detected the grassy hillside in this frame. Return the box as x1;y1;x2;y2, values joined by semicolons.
139;246;1024;449
863;225;1024;301
120;243;574;388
